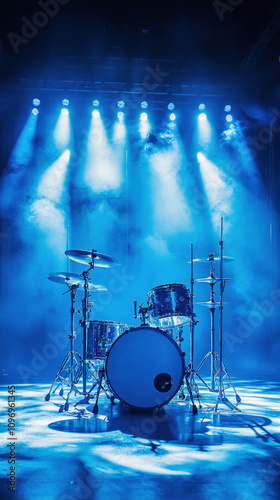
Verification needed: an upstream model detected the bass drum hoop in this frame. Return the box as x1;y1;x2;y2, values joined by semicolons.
105;325;185;410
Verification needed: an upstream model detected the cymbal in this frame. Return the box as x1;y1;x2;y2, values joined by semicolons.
189;256;234;264
47;272;108;291
65;249;120;268
195;276;230;284
197;300;228;308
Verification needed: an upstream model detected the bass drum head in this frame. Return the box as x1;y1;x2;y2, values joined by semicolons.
105;326;185;409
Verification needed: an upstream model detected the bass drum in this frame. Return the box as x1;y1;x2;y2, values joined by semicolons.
105;326;185;409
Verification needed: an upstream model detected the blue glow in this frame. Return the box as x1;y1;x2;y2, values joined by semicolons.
117;101;125;109
197;112;212;147
198;103;206;111
198;112;207;121
29;150;71;252
31;108;39;116
224;105;231;112
37;149;71;203
226;114;233;122
54;109;71;149
62;99;69;106
84;111;122;192
33;98;40;107
92;100;100;107
197;152;233;231
147;131;191;235
141;101;148;109
167;103;175;110
139;114;150;139
117;111;124;121
169;113;176;121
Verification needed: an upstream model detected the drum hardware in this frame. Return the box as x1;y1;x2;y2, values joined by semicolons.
45;248;121;411
45;281;83;410
134;300;149;325
194;218;241;412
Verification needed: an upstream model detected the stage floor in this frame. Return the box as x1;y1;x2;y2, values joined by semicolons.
1;379;280;500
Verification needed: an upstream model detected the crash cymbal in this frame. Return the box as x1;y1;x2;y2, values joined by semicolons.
195;276;230;284
189;256;234;264
197;300;228;308
65;249;120;268
47;272;108;291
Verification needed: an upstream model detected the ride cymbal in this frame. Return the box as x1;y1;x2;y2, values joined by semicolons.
65;249;120;268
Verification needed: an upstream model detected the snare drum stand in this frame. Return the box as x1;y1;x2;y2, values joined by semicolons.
45;283;83;411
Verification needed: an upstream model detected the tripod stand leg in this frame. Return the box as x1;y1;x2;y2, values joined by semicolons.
185;369;198;415
92;366;105;414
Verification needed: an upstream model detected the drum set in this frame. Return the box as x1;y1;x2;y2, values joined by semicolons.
45;218;241;414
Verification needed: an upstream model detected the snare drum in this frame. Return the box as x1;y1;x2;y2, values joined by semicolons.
105;325;185;409
87;321;129;359
147;283;191;329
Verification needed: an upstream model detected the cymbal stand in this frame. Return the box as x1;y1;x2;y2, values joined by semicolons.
45;284;83;410
80;265;94;395
213;217;241;412
187;243;200;401
195;254;220;392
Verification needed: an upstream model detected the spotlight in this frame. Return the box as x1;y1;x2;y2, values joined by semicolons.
117;111;124;120
226;114;233;123
117;101;125;109
33;98;40;107
167;103;175;110
140;112;148;121
62;99;69;107
198;113;207;121
61;108;69;116
31;108;39;115
92;100;100;107
141;101;148;109
197;152;204;162
169;113;176;121
224;105;231;112
198;103;206;111
92;109;100;118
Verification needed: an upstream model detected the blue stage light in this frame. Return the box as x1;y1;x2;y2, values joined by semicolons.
226;114;233;122
62;99;69;107
140;112;148;121
33;98;40;107
198;103;206;111
117;101;125;109
224;105;231;112
198;112;207;121
167;103;175;110
92;100;100;107
117;111;124;120
141;101;148;109
61;108;69;116
92;109;100;118
169;113;176;121
31;108;39;115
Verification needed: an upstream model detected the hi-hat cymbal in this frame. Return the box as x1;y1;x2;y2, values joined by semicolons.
195;276;230;284
189;256;234;264
47;272;108;291
65;249;120;268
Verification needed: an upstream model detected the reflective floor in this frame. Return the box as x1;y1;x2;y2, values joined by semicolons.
0;379;280;500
